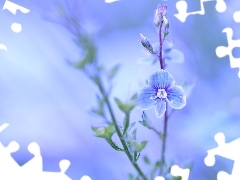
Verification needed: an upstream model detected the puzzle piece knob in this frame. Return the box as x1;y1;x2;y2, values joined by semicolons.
214;132;225;145
233;11;240;23
216;46;228;58
59;160;70;173
217;171;230;180
204;153;215;166
8;141;20;153
80;175;92;180
28;142;40;154
215;0;227;13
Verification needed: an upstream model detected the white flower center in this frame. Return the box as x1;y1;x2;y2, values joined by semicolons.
157;89;167;99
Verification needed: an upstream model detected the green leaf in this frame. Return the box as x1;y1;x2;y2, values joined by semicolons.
91;108;104;117
114;98;136;114
108;64;120;79
130;141;148;152
128;122;136;131
91;95;106;117
128;173;134;180
143;155;151;165
106;139;124;151
150;161;161;177
132;129;137;140
158;132;164;140
92;125;115;139
134;152;140;162
97;65;105;72
164;31;169;38
131;93;137;101
71;36;97;70
172;176;182;180
139;112;153;129
71;58;89;69
123;115;130;135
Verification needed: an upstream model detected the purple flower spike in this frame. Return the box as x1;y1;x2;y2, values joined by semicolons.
154;4;168;26
157;4;167;16
137;70;186;118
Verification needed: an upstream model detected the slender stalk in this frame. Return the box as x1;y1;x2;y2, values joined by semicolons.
159;22;164;70
158;17;169;176
160;106;168;175
97;78;147;180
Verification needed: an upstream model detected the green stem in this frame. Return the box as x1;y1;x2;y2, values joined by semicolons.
158;16;169;176
160;106;168;175
97;78;147;180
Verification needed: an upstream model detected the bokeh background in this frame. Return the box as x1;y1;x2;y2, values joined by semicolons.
0;0;240;179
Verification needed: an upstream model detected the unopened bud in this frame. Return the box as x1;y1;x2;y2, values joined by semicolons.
139;33;153;54
154;4;167;26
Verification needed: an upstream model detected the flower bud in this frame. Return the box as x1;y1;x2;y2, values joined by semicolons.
154;4;167;26
139;33;153;54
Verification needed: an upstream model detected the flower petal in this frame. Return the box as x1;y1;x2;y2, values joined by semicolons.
137;55;157;65
137;86;157;110
167;85;186;109
155;99;166;118
163;40;173;51
148;70;175;89
165;49;184;63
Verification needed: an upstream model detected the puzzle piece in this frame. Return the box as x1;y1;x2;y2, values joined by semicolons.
154;165;190;180
0;123;9;132
0;0;30;51
80;175;92;180
174;0;227;22
0;141;21;179
0;44;7;51
233;11;240;23
105;0;120;3
0;124;75;179
21;142;43;177
2;0;30;15
215;28;240;78
154;176;165;180
171;165;190;180
2;0;30;33
204;132;240;179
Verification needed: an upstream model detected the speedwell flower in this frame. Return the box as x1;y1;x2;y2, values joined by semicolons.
138;40;184;65
137;70;186;118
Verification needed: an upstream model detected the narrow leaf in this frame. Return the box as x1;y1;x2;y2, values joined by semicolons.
108;64;120;79
134;152;140;162
143;155;151;165
132;129;137;140
128;122;136;131
106;139;124;151
91;108;104;116
92;125;115;139
130;141;148;152
123;115;130;135
115;97;136;114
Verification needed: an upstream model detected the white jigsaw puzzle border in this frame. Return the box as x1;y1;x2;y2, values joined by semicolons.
0;124;92;180
175;0;240;78
1;1;240;179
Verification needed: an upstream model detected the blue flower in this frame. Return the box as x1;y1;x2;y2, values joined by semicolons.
137;70;186;118
138;40;184;65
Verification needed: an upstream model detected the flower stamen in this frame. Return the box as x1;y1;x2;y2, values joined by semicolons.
157;89;167;99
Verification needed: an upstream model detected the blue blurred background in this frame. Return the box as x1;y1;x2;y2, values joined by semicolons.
0;0;240;179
